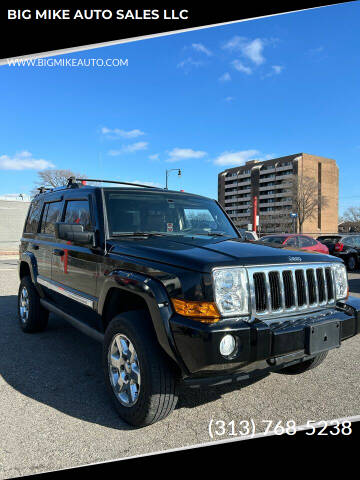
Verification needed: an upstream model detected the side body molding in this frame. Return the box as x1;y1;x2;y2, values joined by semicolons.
98;270;188;374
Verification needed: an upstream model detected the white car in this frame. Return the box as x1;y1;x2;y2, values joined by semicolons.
239;229;258;241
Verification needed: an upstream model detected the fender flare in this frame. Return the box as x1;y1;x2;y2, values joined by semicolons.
19;251;38;284
98;270;189;374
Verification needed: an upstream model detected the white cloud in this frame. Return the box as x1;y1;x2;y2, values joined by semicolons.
149;153;160;160
166;148;207;163
125;141;148;152
177;57;204;71
263;65;285;78
0;151;54;170
224;36;266;65
271;65;284;74
223;36;246;51
101;127;145;139
309;46;324;55
232;60;252;75
214;149;270;166
219;72;231;82
191;43;212;56
108;142;149;155
225;96;235;103
242;38;266;65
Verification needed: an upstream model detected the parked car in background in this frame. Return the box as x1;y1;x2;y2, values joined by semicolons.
260;234;329;254
317;234;360;271
239;229;258;241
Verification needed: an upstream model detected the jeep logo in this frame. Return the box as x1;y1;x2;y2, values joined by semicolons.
289;256;302;262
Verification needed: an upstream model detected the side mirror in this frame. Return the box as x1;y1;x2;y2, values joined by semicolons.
55;222;96;246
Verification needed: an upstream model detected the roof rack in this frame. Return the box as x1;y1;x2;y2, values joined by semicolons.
37;186;52;194
67;177;160;189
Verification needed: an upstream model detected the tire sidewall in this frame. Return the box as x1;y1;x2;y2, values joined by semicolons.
18;278;35;330
103;314;167;426
18;276;48;332
279;351;328;375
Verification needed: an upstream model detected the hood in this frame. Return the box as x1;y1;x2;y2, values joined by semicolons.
108;235;339;273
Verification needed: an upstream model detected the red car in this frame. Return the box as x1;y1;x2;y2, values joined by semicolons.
260;234;329;254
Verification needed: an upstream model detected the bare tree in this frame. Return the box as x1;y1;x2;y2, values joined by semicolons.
341;206;360;223
292;175;328;233
339;207;360;232
31;169;86;196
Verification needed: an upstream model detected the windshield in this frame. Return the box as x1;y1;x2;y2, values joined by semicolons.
317;236;341;243
104;190;238;237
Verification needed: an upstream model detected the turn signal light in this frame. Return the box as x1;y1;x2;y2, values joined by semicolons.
171;298;220;323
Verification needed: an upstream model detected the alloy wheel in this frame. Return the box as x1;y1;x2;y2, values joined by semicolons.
19;286;30;323
108;334;141;407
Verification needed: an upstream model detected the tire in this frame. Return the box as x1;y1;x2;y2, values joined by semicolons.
103;311;179;427
18;276;49;333
279;351;328;375
347;255;357;272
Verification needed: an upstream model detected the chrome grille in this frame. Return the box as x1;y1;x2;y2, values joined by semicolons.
248;264;335;318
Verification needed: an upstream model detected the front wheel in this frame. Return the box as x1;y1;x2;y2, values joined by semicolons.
279;351;328;375
18;276;49;333
103;311;179;427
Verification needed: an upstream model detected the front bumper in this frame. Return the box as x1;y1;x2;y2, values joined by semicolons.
169;296;360;383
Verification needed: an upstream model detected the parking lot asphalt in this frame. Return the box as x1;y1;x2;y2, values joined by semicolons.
0;257;359;478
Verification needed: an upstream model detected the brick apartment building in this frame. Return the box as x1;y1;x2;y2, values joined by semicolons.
218;153;339;234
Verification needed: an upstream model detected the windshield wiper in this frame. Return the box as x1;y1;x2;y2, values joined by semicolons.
190;232;229;237
111;232;166;237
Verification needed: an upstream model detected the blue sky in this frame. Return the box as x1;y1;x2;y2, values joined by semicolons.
1;2;359;213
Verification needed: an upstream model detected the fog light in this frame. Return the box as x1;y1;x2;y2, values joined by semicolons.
219;334;236;357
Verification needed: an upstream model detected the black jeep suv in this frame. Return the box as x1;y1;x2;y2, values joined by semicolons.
18;179;360;426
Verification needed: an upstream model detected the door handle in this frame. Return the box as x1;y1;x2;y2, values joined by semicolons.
53;249;65;257
30;244;39;251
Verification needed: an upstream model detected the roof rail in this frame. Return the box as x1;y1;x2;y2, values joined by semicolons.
37;186;52;194
67;177;160;189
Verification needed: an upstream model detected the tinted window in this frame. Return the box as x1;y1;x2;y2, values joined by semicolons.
25;200;42;233
299;236;316;247
40;202;62;235
261;236;287;244
343;236;355;246
317;236;341;243
353;236;360;247
64;200;92;231
286;237;298;247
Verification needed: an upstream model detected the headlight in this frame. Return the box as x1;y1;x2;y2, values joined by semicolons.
212;267;249;317
332;263;348;300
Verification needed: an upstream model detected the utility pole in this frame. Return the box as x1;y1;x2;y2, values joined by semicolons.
165;169;181;189
290;212;298;233
252;196;258;234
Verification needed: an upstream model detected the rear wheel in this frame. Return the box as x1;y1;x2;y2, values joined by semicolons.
279;351;328;375
103;311;179;427
18;276;49;333
347;255;357;272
